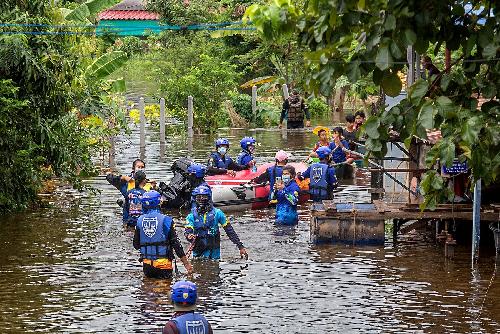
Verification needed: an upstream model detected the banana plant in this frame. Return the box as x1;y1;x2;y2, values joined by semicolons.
65;0;122;23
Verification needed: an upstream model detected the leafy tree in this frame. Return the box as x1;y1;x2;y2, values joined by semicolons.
246;0;500;208
0;0;127;213
162;53;240;131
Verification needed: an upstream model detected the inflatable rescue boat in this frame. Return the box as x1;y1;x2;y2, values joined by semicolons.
205;162;310;210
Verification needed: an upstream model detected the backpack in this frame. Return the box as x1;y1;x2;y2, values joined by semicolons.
287;96;303;122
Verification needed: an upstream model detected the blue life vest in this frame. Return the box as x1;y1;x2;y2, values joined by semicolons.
309;163;329;201
237;151;253;166
192;207;218;237
171;312;210;334
191;207;219;253
137;212;172;260
209;152;232;169
268;165;283;190
127;187;146;217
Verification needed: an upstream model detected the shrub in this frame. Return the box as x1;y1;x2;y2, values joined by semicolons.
308;98;330;117
129;104;161;125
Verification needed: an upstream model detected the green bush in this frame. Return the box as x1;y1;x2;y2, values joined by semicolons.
161;54;239;132
230;93;280;127
117;36;144;56
256;102;280;127
308;98;330;117
231;93;253;121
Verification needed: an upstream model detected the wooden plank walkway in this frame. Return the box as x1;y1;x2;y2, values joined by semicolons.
311;200;500;221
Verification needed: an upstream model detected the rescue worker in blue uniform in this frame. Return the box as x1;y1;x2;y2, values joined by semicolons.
249;150;289;200
185;186;248;260
274;165;301;225
206;138;245;176
124;170;147;227
162;281;213;334
299;146;338;202
187;163;210;190
187;163;211;208
133;191;192;278
237;136;257;170
106;159;155;224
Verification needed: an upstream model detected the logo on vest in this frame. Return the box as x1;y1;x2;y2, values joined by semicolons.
312;166;323;183
186;320;206;334
142;217;158;238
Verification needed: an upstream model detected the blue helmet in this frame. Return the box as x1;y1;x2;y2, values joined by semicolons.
171;280;197;306
141;190;161;209
187;164;207;178
192;185;212;199
316;146;332;159
240;136;256;150
215;138;230;148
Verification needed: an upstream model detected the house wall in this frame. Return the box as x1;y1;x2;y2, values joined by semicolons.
96;20;161;36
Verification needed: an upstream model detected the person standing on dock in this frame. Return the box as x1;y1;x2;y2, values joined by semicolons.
207;138;245;177
353;111;366;130
185;185;248;260
329;127;352;164
133;190;192;279
279;90;311;129
343;114;358;151
299;147;338;202
237;136;257;171
162;280;213;334
274;165;301;225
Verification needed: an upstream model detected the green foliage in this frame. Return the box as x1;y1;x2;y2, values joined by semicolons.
129;104;161;125
161;53;239;131
0;1;128;213
308;98;329;117
85;51;129;81
248;0;500;208
231;93;253;121
116;36;144;56
230;93;280;127
65;0;122;22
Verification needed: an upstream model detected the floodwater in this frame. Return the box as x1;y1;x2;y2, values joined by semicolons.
1;123;499;334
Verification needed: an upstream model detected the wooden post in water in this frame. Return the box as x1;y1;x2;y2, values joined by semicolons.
472;179;481;262
282;84;289;99
251;85;257;125
187;96;194;137
160;98;166;145
108;118;116;169
139;97;146;159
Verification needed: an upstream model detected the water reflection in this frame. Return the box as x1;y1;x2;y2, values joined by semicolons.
1;124;499;333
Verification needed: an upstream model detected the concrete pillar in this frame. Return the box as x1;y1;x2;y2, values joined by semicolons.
187;96;194;137
139;97;145;159
160;97;166;145
251;86;257;124
472;179;481;262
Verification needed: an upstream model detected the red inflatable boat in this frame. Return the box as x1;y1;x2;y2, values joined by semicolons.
205;162;310;210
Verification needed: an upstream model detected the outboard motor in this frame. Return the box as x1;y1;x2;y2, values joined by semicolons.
158;158;205;209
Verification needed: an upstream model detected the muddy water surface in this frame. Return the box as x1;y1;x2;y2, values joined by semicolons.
1;125;499;333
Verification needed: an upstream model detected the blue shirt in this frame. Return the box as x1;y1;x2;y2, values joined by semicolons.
329;139;350;163
275;180;300;225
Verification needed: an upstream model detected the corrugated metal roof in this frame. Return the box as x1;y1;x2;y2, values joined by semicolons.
99;10;159;20
110;0;145;11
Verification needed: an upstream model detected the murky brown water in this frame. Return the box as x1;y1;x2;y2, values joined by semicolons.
1;123;499;333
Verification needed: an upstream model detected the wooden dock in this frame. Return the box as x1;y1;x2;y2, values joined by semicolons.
311;200;500;222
